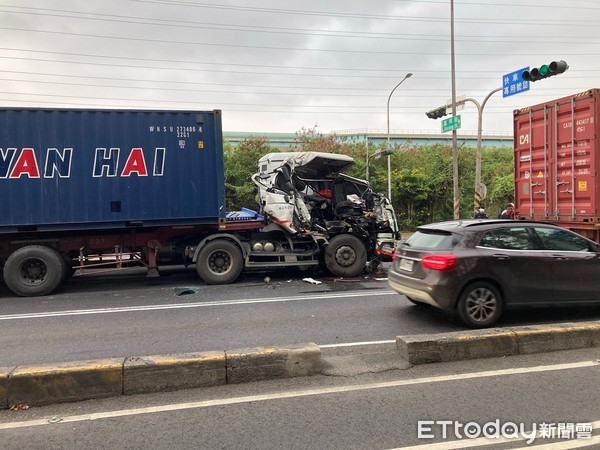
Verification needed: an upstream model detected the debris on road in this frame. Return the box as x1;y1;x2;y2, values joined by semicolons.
333;278;361;283
9;404;29;411
173;287;199;296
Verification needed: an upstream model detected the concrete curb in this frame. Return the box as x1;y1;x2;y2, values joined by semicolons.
397;321;600;365
1;368;10;410
226;344;321;384
123;351;226;395
2;343;320;409
7;359;123;407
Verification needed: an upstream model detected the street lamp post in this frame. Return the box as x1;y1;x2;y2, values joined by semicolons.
365;133;370;181
386;72;413;200
366;148;387;182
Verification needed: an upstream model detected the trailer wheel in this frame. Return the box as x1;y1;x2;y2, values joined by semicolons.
196;240;243;285
3;245;66;297
324;234;367;277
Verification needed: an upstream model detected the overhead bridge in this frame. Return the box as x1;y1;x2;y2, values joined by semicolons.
224;129;512;150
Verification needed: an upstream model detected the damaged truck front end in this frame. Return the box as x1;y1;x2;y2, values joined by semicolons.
251;152;398;276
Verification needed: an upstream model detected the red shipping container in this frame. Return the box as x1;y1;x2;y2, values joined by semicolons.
514;89;600;241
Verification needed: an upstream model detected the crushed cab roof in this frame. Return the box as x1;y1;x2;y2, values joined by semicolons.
258;151;355;178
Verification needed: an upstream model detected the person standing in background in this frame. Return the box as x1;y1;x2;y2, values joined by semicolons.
474;207;487;219
499;203;515;219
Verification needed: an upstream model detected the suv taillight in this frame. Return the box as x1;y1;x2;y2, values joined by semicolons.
421;255;457;271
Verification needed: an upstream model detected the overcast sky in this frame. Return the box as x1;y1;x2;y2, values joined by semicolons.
1;0;599;136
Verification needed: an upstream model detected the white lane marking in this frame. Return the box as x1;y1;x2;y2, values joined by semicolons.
389;422;600;449
0;290;396;321
511;435;600;449
320;340;396;348
0;360;596;431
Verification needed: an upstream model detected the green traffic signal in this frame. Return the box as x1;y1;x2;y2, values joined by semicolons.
522;60;568;82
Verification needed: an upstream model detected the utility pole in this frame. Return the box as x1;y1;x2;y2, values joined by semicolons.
450;0;459;219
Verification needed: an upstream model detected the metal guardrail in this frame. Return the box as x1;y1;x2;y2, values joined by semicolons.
333;128;513;138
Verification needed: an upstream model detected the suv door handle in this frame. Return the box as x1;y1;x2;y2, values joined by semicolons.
492;254;510;260
552;254;569;260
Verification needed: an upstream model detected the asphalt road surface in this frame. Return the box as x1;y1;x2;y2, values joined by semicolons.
1;346;599;449
2;266;600;367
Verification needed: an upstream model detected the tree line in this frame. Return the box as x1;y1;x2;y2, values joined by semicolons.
224;128;515;230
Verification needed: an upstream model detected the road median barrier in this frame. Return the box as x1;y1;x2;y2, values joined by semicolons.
513;322;600;354
397;321;600;365
2;343;320;409
1;367;13;409
123;351;227;395
7;359;123;407
397;329;518;365
226;343;321;384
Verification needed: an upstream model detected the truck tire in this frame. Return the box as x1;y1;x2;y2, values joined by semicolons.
196;240;243;285
324;234;367;277
3;245;66;297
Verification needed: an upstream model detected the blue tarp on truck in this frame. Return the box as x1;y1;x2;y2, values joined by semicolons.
0;108;225;231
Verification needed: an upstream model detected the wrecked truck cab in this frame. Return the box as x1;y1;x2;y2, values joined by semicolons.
252;151;399;245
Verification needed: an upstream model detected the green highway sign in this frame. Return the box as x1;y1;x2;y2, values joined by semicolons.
442;115;461;133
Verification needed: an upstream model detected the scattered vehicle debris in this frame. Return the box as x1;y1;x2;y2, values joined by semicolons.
173;287;199;296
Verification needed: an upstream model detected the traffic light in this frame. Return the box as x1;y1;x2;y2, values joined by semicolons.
425;106;448;119
522;60;568;82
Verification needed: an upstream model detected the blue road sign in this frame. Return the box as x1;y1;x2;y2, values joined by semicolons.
503;67;530;98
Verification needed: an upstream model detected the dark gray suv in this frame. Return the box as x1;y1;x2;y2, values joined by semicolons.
388;220;600;328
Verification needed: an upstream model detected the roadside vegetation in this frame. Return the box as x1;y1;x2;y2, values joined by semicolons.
224;128;514;231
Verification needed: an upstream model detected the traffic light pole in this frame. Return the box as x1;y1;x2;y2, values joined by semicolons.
426;87;502;215
463;87;502;212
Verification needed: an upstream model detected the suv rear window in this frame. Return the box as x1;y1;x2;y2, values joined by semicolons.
405;230;458;250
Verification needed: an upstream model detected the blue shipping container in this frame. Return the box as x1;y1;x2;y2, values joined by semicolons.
0;108;225;232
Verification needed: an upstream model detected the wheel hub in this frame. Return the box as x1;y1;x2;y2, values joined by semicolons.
335;245;356;267
19;259;47;284
208;251;231;274
466;289;497;322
